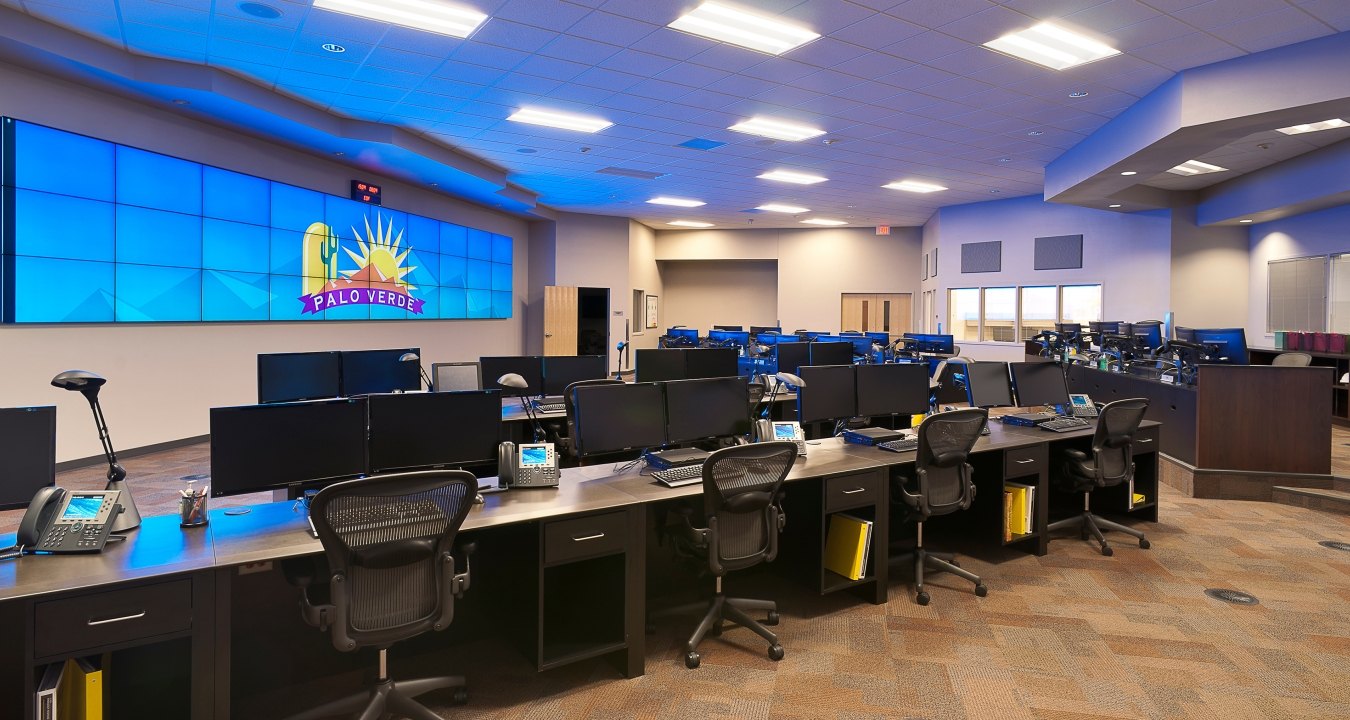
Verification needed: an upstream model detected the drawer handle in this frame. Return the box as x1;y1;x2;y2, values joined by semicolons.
841;487;867;495
1137;438;1153;443
1015;458;1035;464
571;533;605;542
88;610;146;626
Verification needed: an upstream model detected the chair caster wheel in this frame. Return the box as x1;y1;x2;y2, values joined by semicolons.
1101;545;1113;557
916;591;930;606
451;688;469;705
1139;539;1150;549
768;644;784;661
685;651;700;669
975;584;988;597
765;611;780;626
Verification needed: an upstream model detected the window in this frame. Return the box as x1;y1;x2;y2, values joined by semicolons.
948;288;980;342
1020;286;1057;339
1060;284;1102;327
632;289;645;334
1268;256;1328;332
982;287;1016;341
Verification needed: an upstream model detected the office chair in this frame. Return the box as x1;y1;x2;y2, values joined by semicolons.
563;379;624;458
285;470;476;720
1048;398;1151;556
951;344;961;356
891;409;989;605
1272;352;1312;367
670;441;797;669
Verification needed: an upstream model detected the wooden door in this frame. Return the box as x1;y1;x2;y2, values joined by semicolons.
841;293;911;335
543;285;578;356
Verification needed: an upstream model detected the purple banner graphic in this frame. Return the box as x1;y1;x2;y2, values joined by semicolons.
300;287;426;315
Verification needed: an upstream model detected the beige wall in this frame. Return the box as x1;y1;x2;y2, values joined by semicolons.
1170;204;1250;329
0;61;528;461
626;221;662;367
660;261;779;332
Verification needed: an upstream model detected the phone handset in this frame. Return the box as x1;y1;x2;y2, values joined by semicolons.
755;420;806;456
497;441;560;489
14;486;121;555
497;441;517;489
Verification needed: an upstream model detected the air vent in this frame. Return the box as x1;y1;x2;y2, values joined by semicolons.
597;167;668;180
677;138;726;151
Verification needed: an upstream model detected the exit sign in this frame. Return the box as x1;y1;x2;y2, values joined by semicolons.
351;180;382;205
875;225;890;235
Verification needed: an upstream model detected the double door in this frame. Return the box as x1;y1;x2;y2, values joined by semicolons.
841;293;911;335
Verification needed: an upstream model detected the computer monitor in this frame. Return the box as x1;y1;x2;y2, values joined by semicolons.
573;382;666;456
1088;321;1121;335
367;390;502;473
843;336;879;356
864;331;889;345
707;329;751;347
756;333;791;346
713;325;744;331
432;362;481;392
1174;326;1197;342
1193;328;1249;364
809;341;854;366
902;333;955;354
257;351;341;404
855;364;929;418
794;330;823;341
1009;362;1070;408
665;377;751;444
340;348;420;396
750;326;781;336
1132;322;1163;351
1055;323;1083;337
686;347;739;379
210;398;368;498
797;365;857;423
964;362;1014;408
543;355;607;395
775;342;810;375
666;327;699;342
636;349;687;383
0;406;56;510
480;356;544;397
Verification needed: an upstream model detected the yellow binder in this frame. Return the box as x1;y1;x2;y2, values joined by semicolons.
57;656;101;720
824;514;871;581
1004;483;1033;536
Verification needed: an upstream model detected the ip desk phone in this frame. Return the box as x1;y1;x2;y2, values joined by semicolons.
755;420;807;456
1065;393;1099;418
497;441;560;489
14;487;123;554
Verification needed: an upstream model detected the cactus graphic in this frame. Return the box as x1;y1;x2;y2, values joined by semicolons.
302;222;338;295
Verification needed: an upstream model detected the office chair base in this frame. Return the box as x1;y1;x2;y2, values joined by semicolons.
684;594;782;668
284;674;466;720
1049;511;1148;556
893;548;986;605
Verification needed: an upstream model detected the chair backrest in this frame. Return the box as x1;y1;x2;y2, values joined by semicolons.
700;442;797;574
1090;398;1149;486
309;470;476;651
914;408;987;518
952;344;961;356
1272;352;1312;367
563;379;625;454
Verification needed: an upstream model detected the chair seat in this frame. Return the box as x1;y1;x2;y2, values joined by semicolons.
1057;448;1098;492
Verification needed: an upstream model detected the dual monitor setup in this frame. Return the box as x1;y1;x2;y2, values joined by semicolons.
257;348;421;404
570;376;751;457
476;355;608;397
964;361;1073;410
794;364;931;424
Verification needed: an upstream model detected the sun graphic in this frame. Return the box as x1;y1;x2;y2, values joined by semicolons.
341;214;417;292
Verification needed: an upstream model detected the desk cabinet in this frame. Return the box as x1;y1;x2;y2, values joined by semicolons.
783;469;888;603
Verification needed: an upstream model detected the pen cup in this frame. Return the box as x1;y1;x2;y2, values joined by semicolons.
180;492;209;528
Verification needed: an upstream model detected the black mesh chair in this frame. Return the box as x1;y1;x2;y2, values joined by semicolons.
891;409;989;606
562;379;624;459
1049;398;1151;556
285;470;477;720
672;441;797;669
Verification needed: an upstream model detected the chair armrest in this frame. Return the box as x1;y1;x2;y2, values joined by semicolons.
1061;448;1090;462
450;541;476;598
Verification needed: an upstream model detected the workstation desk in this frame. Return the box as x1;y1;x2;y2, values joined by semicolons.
0;418;1159;719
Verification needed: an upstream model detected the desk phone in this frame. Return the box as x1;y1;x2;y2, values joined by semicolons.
498;441;559;488
756;420;807;456
17;488;122;554
1067;393;1098;418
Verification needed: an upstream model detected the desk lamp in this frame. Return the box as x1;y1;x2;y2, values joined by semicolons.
614;341;629;379
759;371;805;418
51;370;141;533
498;373;545;442
399;352;433;390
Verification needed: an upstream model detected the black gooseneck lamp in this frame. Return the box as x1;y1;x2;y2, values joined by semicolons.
497;373;545;443
398;352;434;390
51;370;141;533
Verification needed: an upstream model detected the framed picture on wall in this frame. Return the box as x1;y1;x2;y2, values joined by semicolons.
645;295;659;328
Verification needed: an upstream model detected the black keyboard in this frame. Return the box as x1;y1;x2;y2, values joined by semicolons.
1040;417;1091;432
534;402;564;414
877;437;919;453
653;464;703;487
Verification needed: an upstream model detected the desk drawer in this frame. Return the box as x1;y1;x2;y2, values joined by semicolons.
1132;426;1160;454
35;579;193;659
543;511;627;565
1005;445;1046;477
825;472;881;512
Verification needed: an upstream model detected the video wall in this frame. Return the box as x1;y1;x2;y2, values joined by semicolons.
0;118;513;323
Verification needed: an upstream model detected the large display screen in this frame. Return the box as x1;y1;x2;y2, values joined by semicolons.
0;118;512;323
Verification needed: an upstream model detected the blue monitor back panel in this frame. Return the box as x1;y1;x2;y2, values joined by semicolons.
0;117;512;323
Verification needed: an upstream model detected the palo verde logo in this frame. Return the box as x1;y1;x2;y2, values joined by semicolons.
299;213;426;315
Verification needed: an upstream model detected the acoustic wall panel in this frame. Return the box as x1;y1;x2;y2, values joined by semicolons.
1034;234;1083;270
960;241;1001;273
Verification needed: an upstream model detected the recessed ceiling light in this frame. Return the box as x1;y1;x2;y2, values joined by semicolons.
1109;204;1122;208
884;180;947;193
1239;219;1253;223
238;2;282;20
313;0;488;38
756;203;810;213
669;220;714;228
669;2;819;55
647;196;706;208
984;22;1120;71
758;170;827;185
171;99;190;105
321;43;346;53
1027;130;1044;136
1120;171;1137;176
801;218;847;226
508;107;613;133
1168;159;1228;176
728;116;825;142
1275;118;1349;135
1069;90;1089;98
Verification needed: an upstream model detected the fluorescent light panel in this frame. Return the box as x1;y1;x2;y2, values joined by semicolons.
801;218;846;226
883;180;947;193
756;203;809;213
757;170;827;185
669;2;819;55
647;196;705;207
313;0;487;38
669;220;714;228
1167;159;1228;176
729;116;825;142
984;22;1120;71
1275;118;1349;135
507;107;612;133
